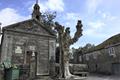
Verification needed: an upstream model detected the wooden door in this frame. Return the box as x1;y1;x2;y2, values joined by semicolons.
26;51;37;79
26;51;32;65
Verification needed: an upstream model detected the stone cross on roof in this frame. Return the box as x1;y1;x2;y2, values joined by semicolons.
36;0;39;4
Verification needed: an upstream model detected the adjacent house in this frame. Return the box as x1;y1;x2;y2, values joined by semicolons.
79;34;120;75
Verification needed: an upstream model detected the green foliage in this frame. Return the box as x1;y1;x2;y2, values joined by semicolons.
0;58;18;69
41;11;57;27
78;43;95;53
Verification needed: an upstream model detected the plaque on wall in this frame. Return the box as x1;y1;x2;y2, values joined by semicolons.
15;46;22;54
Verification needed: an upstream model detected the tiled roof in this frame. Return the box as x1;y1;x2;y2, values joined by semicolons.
85;33;120;53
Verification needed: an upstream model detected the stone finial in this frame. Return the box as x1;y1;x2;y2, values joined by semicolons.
32;0;41;20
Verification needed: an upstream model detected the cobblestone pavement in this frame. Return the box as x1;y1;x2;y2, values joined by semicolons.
85;74;120;80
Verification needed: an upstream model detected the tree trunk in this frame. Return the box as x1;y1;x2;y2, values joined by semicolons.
64;61;72;79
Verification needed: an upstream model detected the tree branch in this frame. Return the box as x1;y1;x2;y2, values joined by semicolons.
69;20;83;45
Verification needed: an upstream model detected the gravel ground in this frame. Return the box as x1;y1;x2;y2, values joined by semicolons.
85;74;120;80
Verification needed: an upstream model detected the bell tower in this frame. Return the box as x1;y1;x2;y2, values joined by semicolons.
32;0;41;20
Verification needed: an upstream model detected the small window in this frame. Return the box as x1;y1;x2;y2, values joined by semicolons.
86;54;89;61
108;47;116;57
79;56;82;62
93;52;98;59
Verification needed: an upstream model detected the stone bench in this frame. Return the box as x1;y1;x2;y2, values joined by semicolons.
73;72;89;77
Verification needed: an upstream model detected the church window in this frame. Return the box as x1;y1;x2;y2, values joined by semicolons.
36;15;40;20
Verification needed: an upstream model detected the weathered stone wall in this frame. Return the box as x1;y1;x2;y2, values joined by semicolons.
1;29;56;76
82;44;120;74
0;19;57;80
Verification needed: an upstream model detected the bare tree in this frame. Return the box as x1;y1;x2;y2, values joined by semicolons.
55;20;83;79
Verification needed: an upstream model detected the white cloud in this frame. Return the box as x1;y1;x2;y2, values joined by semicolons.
84;20;105;39
61;13;81;27
88;21;105;29
46;0;64;12
61;13;82;37
84;10;118;37
0;8;30;27
60;11;120;47
29;0;64;12
66;13;80;21
63;13;81;28
84;28;105;38
98;10;117;21
83;10;120;46
86;0;102;13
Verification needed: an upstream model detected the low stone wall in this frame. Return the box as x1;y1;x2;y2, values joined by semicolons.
55;63;88;75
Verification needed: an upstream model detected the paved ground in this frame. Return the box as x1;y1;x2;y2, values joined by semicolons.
85;74;120;80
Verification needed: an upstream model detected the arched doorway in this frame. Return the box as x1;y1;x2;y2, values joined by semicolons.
22;40;38;79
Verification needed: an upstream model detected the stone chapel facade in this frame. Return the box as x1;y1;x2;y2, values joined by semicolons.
0;1;56;80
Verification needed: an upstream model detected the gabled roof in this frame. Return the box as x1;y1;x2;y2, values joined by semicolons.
3;19;56;37
96;33;120;49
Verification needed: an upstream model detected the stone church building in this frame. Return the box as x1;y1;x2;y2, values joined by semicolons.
0;1;56;80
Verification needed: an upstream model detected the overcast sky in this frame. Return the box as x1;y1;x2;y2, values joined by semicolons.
0;0;120;48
